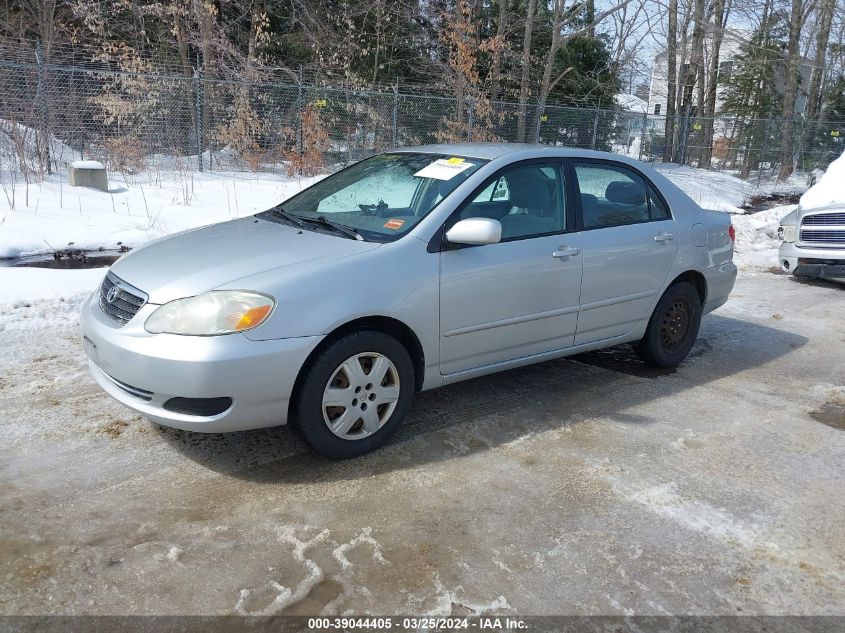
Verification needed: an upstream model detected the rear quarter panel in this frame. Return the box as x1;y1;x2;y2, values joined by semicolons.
640;166;736;312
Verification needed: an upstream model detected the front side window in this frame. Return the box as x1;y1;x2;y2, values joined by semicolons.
574;163;653;228
458;163;565;240
268;152;487;241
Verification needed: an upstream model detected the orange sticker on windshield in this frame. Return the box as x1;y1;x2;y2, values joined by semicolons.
383;219;405;230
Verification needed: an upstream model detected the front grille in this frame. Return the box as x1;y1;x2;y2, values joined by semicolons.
98;272;147;325
802;212;845;226
800;230;845;244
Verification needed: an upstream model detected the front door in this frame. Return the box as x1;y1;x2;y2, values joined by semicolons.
570;160;679;345
439;162;583;375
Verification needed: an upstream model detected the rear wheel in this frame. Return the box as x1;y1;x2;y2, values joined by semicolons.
293;330;415;458
634;281;702;368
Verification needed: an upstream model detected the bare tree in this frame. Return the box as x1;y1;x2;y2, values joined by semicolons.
777;0;805;180
531;0;633;141
700;0;731;167
663;0;678;162
801;0;836;147
516;0;537;142
488;0;510;102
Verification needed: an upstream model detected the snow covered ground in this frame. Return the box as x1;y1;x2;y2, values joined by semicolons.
653;163;806;213
0;170;322;259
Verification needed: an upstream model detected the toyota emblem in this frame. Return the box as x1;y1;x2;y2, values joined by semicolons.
106;286;119;304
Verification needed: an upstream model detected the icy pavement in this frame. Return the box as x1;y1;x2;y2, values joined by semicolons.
0;271;843;615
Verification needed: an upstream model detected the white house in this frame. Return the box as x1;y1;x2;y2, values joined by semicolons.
647;29;811;117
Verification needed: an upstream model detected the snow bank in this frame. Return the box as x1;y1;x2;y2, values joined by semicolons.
655;164;754;213
0;170;323;258
0;267;103;303
0;267;104;332
799;149;845;211
0;119;83;172
730;204;796;271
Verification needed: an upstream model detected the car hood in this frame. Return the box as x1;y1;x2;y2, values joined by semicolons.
110;215;381;304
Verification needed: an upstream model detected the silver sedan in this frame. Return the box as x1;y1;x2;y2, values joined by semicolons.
81;144;737;457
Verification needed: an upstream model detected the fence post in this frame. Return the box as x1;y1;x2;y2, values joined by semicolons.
467;96;474;142
297;68;303;175
392;78;398;148
34;40;51;174
639;110;647;161
591;106;599;150
679;105;691;165
193;67;203;172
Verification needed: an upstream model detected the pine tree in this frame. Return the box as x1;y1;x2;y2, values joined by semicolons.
721;20;786;176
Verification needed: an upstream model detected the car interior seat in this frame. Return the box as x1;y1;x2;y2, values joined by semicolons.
589;180;649;226
499;168;559;239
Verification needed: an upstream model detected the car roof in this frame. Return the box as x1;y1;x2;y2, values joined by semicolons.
393;143;628;162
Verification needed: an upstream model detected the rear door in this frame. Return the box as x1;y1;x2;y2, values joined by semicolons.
438;161;583;375
569;160;678;345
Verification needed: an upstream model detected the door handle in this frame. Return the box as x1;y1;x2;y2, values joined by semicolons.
553;246;580;259
654;233;675;242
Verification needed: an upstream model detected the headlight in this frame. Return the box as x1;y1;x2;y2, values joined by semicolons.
144;291;275;335
778;225;797;242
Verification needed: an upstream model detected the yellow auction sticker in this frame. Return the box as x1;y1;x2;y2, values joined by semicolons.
446;157;465;164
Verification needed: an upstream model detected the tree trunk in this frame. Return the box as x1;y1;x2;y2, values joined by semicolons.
678;0;704;164
671;0;693;160
533;0;564;142
680;0;704;109
777;0;803;180
800;0;835;155
700;0;728;168
488;0;508;102
585;0;595;37
663;0;677;162
516;0;537;143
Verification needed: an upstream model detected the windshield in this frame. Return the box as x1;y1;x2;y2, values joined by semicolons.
263;152;488;241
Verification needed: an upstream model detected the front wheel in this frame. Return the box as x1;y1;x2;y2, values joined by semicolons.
292;330;415;458
634;281;702;368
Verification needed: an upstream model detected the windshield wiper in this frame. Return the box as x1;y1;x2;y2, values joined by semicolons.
301;215;364;241
269;205;305;228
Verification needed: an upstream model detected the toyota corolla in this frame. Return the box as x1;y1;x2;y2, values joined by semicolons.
81;144;737;458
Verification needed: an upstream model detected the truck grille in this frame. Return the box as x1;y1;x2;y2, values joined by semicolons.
801;212;845;226
98;272;147;325
800;230;845;244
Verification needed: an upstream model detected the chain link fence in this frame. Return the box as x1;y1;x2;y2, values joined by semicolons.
2;47;844;182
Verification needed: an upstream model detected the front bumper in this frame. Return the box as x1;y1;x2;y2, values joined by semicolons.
80;292;323;432
779;242;845;279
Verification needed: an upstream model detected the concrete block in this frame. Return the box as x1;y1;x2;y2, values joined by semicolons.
69;161;108;191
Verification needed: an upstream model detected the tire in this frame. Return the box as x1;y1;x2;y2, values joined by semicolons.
292;330;415;459
634;281;702;368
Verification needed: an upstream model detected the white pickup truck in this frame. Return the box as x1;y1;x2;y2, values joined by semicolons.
779;205;845;280
778;153;845;281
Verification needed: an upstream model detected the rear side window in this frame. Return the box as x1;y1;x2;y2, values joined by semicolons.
648;186;671;220
574;163;652;229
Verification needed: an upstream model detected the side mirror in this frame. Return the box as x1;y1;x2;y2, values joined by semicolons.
445;217;502;246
